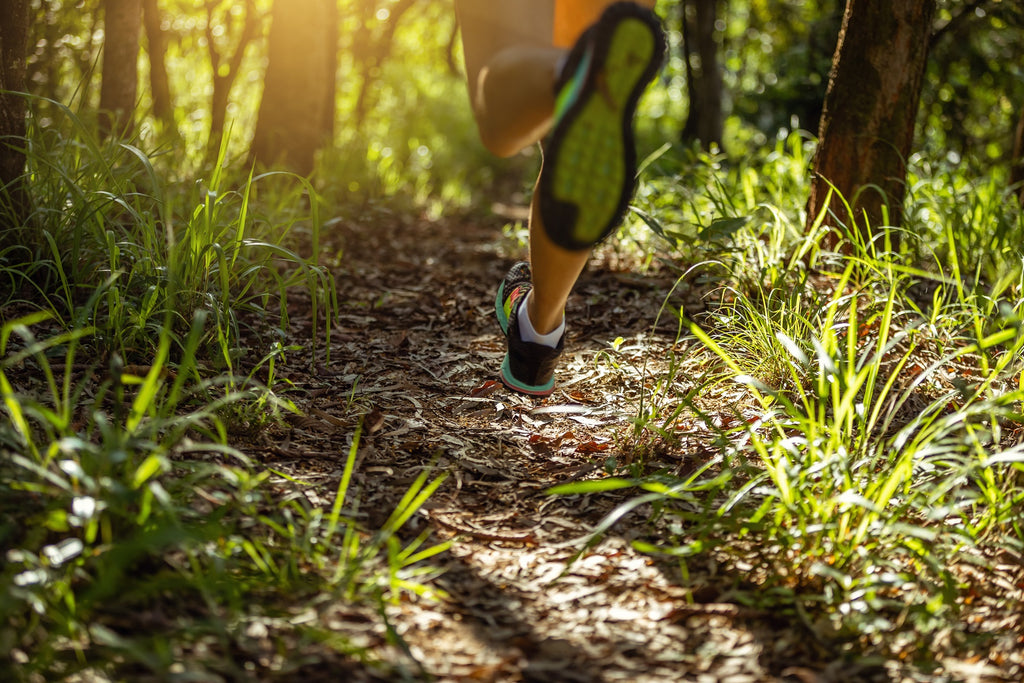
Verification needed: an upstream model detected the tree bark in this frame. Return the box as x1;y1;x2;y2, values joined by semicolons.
249;0;333;174
806;0;936;247
99;0;142;139
680;0;724;150
142;0;173;127
0;0;30;230
205;0;259;159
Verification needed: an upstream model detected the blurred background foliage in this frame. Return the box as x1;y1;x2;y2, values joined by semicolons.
3;3;1024;677
20;0;1024;211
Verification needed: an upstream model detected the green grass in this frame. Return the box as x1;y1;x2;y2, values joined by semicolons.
0;105;448;680
4;61;1023;679
565;141;1024;671
0;321;448;678
3;97;336;372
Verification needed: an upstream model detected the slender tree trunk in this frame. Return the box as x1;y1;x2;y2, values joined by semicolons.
99;0;142;139
142;0;173;127
205;0;259;160
76;11;102;111
0;0;30;230
353;0;416;126
806;0;936;247
39;5;62;100
249;0;332;174
681;0;724;150
446;17;461;77
321;0;339;142
1011;104;1024;206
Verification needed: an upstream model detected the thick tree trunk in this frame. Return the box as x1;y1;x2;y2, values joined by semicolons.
99;0;142;139
1012;104;1024;206
806;0;936;247
142;0;173;127
249;0;333;174
680;0;723;150
0;0;30;230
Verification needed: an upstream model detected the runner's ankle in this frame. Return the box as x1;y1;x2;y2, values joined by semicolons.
519;292;565;348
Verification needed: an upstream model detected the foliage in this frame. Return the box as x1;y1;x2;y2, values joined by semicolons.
561;139;1024;670
23;0;496;213
0;93;443;680
923;0;1024;170
321;0;500;216
5;0;1024;677
2;95;335;377
0;316;447;678
21;1;1022;215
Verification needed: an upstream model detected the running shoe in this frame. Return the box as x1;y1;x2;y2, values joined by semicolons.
494;262;564;396
539;2;666;251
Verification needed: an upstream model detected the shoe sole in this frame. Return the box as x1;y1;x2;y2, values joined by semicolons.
500;355;556;396
494;263;557;397
540;11;664;251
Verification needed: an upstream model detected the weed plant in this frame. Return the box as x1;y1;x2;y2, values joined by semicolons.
565;141;1024;668
0;102;446;678
1;98;336;375
0;315;448;678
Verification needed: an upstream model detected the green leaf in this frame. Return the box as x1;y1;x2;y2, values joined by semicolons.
132;454;165;489
699;216;751;242
630;207;675;245
546;477;636;496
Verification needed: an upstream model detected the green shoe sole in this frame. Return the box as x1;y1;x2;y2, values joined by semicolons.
540;5;665;251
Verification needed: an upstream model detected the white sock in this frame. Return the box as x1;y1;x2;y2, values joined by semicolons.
517;292;565;348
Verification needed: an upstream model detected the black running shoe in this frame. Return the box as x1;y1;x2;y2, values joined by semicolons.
539;2;666;251
494;262;564;396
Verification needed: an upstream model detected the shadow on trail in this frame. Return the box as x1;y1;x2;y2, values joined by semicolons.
311;212;894;681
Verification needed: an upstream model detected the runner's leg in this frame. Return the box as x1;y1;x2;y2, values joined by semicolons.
458;1;660;387
457;0;589;338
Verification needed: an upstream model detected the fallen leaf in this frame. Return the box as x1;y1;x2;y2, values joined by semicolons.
470;380;501;398
363;406;386;434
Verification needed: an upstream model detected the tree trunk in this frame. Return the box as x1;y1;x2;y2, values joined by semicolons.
205;0;259;160
320;0;339;142
142;0;173;127
806;0;936;248
680;0;723;151
1012;104;1024;206
353;0;416;126
0;0;30;230
249;0;333;174
99;0;142;139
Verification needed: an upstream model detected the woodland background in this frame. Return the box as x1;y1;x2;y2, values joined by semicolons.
2;1;1024;681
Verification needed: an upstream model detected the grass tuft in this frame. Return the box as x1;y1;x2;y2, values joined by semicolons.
567;142;1024;668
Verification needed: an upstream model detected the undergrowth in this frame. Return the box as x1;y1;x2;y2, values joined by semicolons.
0;106;447;680
566;137;1024;672
4;91;1023;678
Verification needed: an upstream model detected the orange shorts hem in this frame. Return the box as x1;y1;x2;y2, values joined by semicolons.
553;0;608;47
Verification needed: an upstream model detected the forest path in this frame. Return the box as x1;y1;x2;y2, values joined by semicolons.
254;208;848;682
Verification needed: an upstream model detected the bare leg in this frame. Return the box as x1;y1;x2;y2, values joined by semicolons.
456;0;563;157
458;0;588;336
468;46;563;158
527;176;591;334
457;0;658;340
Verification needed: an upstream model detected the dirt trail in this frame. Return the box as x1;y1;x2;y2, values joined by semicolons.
253;210;875;683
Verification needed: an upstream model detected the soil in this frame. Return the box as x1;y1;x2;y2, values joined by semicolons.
231;204;1023;683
